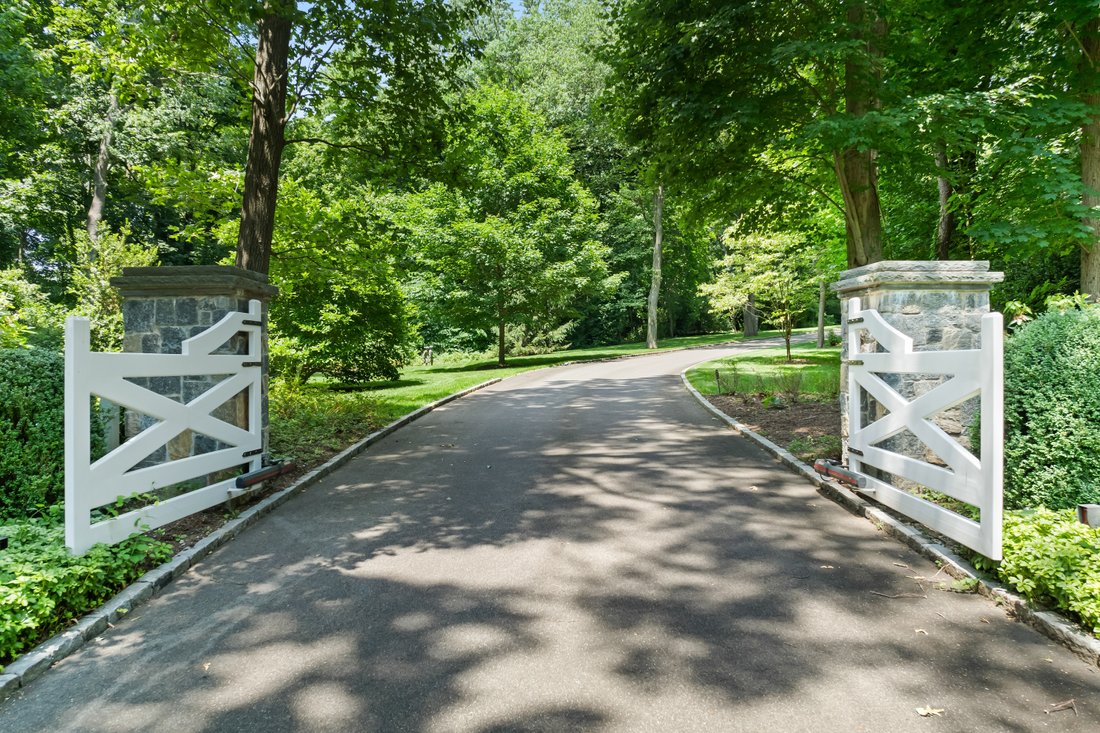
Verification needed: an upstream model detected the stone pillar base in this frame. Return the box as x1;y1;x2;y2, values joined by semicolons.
111;266;279;466
833;261;1003;480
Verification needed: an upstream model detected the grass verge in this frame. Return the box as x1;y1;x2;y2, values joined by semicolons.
684;342;841;399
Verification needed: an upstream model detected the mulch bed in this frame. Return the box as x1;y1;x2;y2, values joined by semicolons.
706;393;842;462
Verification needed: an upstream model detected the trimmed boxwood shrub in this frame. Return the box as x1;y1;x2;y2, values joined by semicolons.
0;348;65;518
1003;306;1100;510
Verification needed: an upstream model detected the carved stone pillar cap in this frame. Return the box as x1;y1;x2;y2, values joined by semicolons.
833;260;1004;295
111;265;279;300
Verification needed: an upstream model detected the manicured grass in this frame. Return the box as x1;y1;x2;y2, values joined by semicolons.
684;342;842;398
269;330;801;463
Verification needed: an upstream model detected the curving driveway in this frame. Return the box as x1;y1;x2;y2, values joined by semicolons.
1;340;1097;732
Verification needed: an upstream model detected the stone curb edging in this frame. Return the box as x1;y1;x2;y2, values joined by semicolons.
0;377;503;699
679;366;1100;670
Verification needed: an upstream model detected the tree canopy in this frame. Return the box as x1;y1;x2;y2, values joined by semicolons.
3;0;1100;375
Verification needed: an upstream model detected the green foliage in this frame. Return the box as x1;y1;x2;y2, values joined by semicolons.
788;435;842;463
404;85;609;366
1003;305;1100;510
691;343;841;398
268;183;413;384
996;509;1100;635
0;514;171;666
700;230;842;360
0;348;65;517
268;379;385;466
0;269;65;349
0;292;28;349
67;227;158;351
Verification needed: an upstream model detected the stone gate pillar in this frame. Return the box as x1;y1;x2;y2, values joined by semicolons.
111;266;279;463
833;261;1003;469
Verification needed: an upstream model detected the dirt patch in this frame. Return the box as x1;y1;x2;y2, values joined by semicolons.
707;393;842;463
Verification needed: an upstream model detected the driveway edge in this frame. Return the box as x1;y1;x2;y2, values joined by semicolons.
680;367;1100;670
0;377;503;697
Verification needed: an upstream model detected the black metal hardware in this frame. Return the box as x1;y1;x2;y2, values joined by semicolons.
242;319;262;326
848;316;864;324
236;461;296;489
242;361;262;367
848;447;864;456
242;448;263;458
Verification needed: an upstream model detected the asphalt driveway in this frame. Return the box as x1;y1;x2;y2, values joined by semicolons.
0;341;1096;732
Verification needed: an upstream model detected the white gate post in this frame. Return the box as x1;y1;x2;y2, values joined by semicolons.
833;261;1005;559
834;261;1003;464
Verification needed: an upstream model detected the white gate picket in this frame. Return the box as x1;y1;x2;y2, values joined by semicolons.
65;300;264;555
845;297;1003;560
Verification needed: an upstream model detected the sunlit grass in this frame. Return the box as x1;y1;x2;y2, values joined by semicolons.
685;342;841;398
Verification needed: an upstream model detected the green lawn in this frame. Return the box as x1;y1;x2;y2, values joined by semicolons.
269;330;806;463
684;342;842;399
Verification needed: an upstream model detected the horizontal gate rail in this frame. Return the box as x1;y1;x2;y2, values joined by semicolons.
846;297;1003;560
65;300;263;555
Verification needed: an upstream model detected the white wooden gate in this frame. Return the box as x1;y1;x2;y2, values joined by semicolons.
65;300;263;554
845;297;1003;560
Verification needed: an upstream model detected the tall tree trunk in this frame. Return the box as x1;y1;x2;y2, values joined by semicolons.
1081;17;1100;298
236;6;293;276
497;319;506;367
835;0;885;269
646;182;664;349
934;140;957;260
816;280;826;348
86;91;120;251
743;293;758;337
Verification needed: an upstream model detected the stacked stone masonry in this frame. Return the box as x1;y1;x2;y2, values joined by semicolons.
110;267;278;477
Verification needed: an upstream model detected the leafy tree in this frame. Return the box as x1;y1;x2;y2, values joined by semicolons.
605;0;891;268
404;86;608;366
266;181;413;383
0;269;66;349
68;227;158;351
141;0;488;275
701;230;839;361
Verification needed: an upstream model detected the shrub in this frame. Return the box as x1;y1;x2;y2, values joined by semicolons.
0;269;65;349
269;270;412;385
0;348;65;517
995;509;1100;635
0;515;171;666
268;379;384;464
1003;306;1100;509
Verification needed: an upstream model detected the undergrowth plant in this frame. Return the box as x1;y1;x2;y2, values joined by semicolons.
982;509;1100;636
0;515;171;667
